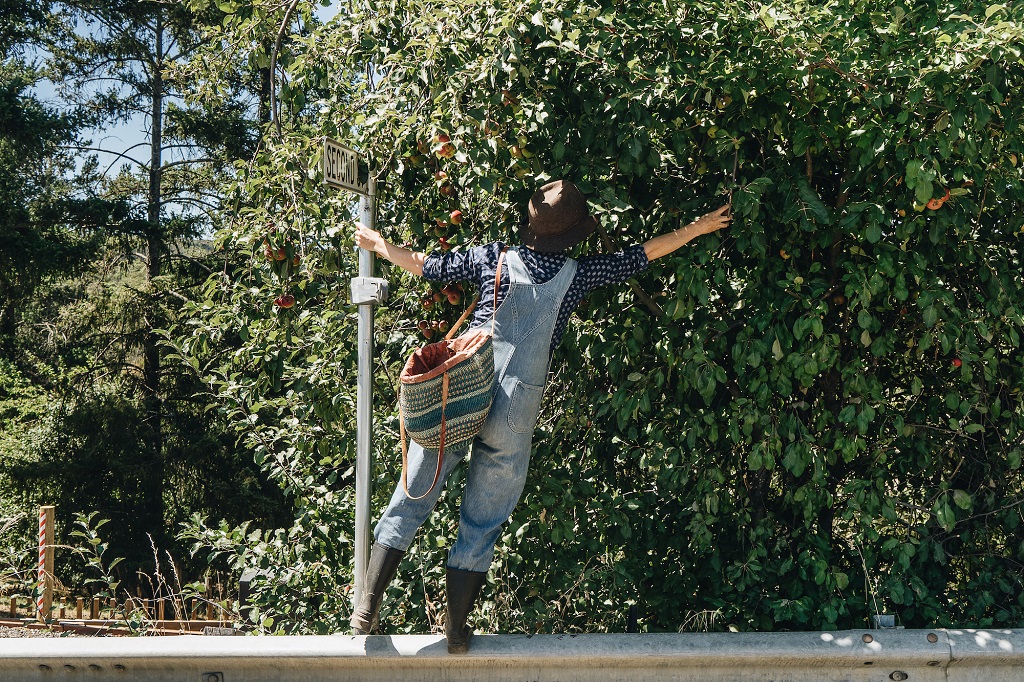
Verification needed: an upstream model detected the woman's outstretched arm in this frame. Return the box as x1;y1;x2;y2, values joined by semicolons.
354;221;426;276
643;205;732;262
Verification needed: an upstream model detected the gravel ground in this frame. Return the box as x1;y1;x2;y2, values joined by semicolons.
0;625;75;637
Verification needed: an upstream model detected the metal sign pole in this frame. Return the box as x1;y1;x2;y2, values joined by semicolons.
353;178;377;610
322;138;386;613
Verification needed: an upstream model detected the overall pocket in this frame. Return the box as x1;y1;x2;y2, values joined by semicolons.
507;379;545;434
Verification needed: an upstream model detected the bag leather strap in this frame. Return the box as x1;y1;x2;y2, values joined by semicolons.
399;247;508;499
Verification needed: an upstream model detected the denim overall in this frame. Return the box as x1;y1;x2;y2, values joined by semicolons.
375;247;578;572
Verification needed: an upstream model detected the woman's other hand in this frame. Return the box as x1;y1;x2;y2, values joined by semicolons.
643;204;732;262
690;205;732;237
354;221;385;254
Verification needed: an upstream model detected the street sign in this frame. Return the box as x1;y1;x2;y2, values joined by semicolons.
323;138;369;196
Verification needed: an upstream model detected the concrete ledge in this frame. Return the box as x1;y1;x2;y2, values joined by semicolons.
0;629;1020;681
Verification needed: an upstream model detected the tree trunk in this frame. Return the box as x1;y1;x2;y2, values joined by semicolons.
142;9;166;544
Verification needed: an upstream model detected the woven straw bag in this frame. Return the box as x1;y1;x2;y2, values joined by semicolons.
398;249;507;500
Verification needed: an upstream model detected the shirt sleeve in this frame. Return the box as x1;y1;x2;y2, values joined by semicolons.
422;245;486;282
575;244;650;293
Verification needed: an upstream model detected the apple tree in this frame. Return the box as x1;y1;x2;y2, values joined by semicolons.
177;0;1024;632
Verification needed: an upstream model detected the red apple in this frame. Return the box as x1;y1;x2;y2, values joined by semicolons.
952;358;962;368
432;291;444;303
434;133;455;159
447;291;462;305
292;254;301;266
434;170;448;182
438;320;450;333
273;247;287;261
274;294;295;309
450;210;463;225
439;237;452;251
422;297;434;309
423;327;435;339
418;320;430;331
439;183;455;197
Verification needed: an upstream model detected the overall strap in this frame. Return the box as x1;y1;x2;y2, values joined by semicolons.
502;247;534;284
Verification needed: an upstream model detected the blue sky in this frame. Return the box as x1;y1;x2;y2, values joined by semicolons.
32;2;340;176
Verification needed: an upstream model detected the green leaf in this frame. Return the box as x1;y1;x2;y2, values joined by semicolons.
915;177;934;205
934;502;957;531
748;449;764;471
986;4;1006;19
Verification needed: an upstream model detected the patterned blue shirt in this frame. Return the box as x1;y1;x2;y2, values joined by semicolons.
422;242;650;352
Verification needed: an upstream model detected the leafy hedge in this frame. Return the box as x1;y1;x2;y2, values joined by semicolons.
176;0;1024;632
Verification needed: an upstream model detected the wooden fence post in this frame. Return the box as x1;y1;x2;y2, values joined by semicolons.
36;506;55;622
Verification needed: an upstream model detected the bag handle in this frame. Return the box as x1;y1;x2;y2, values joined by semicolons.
399;247;508;499
444;296;479;342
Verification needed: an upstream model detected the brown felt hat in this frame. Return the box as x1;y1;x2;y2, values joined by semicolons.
523;180;598;252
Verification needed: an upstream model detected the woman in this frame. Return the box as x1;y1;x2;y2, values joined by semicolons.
351;179;730;652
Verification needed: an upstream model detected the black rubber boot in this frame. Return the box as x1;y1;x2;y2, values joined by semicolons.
445;567;487;654
350;542;404;634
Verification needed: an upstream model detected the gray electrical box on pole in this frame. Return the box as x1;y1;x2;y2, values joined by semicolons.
323;137;384;611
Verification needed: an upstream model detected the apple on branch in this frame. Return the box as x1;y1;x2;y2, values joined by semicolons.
434;133;455;159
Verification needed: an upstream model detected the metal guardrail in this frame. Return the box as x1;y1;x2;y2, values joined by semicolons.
0;629;1020;681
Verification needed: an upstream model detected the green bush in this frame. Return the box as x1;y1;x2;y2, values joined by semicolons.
178;0;1024;632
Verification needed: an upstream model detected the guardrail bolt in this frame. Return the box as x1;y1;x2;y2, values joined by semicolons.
890;672;909;681
37;664;50;672
202;673;225;682
927;633;939;643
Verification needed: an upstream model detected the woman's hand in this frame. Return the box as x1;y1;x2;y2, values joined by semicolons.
688;205;732;237
643;204;733;262
353;221;426;276
354;221;385;254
